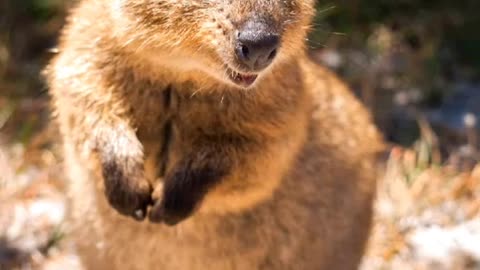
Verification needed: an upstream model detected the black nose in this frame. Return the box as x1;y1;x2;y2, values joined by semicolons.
235;20;279;71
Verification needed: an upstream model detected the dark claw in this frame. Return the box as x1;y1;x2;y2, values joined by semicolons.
133;209;147;221
104;184;152;220
102;160;153;220
148;199;191;226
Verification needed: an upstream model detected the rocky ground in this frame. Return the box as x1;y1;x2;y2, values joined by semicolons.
363;147;480;270
0;101;479;270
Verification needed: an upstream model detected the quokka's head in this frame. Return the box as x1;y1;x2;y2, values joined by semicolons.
114;0;315;88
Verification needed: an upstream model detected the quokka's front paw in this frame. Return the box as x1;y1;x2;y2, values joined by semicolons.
149;162;226;225
102;159;153;220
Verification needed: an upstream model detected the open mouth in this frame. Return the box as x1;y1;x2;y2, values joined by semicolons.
227;68;258;88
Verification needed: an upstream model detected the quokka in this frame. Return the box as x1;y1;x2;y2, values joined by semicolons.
46;0;384;269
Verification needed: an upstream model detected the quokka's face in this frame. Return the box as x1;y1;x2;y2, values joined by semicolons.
118;0;315;88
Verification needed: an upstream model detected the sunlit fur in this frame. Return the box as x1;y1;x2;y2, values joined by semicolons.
46;0;384;269
108;0;315;88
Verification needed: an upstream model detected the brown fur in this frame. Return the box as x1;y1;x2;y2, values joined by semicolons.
46;0;384;269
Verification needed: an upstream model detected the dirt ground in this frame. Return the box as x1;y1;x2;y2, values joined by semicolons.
1;114;479;270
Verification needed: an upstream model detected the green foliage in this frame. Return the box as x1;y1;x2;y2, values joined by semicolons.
5;0;64;21
310;0;480;75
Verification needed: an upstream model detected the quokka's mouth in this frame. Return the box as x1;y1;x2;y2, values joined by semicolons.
226;67;258;88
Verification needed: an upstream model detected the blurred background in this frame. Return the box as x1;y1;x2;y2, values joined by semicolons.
0;0;479;269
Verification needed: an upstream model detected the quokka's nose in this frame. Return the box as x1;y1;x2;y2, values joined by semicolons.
235;19;279;72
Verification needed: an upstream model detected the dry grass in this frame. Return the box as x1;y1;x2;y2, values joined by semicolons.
363;142;480;269
0;112;479;269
